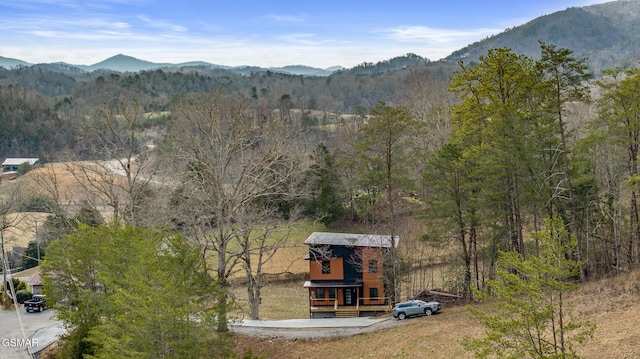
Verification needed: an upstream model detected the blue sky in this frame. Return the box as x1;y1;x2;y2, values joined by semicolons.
0;0;611;68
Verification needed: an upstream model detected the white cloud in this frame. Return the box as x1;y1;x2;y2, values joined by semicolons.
264;14;307;23
137;15;188;32
278;33;324;45
0;16;131;32
380;25;500;45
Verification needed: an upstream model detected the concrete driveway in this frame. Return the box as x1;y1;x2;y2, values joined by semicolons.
231;316;401;339
0;307;62;359
239;317;390;328
1;310;395;356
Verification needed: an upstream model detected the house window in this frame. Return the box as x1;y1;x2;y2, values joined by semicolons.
369;287;378;300
321;260;331;274
316;288;325;299
368;259;378;273
328;288;336;299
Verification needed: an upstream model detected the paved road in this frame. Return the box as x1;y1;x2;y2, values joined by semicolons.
0;307;62;359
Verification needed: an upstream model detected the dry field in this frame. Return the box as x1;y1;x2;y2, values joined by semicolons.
233;269;640;359
0;212;50;251
0;162;121;253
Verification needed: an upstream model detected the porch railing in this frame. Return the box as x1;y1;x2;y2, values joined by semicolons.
309;297;391;311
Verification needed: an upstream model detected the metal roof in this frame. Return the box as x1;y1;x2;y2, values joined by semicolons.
304;232;399;248
28;268;42;285
2;158;39;166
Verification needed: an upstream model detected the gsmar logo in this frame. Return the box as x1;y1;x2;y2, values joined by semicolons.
1;338;39;347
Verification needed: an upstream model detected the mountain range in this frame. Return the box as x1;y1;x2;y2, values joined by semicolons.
0;53;343;77
2;0;640;76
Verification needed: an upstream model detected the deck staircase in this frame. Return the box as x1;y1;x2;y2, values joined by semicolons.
335;310;359;318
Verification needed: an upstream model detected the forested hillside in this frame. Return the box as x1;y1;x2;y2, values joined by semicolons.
0;57;455;158
448;0;640;74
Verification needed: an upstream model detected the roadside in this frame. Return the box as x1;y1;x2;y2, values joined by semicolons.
28;323;66;357
0;308;61;359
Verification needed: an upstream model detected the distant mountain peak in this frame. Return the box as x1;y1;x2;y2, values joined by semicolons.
0;56;30;69
87;54;160;72
106;54;145;61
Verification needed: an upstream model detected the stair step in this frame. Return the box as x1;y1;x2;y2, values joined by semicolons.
335;310;359;318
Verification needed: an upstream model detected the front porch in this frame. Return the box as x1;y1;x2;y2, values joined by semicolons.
309;297;392;318
304;280;392;318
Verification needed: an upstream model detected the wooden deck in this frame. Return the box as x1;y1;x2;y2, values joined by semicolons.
310;298;391;317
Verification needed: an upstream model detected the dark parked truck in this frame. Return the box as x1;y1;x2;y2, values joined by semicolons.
24;295;47;313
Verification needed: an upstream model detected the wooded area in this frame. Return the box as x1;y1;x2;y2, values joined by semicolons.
1;41;640;357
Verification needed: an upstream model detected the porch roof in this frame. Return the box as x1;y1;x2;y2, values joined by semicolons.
303;281;362;288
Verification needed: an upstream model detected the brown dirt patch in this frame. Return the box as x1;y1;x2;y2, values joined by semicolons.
1;212;49;251
232;270;640;359
233;305;479;359
22;161;126;207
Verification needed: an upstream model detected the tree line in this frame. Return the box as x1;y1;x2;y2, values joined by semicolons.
0;59;455;158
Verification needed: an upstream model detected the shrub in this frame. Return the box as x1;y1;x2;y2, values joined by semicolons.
18;195;59;213
17;162;33;175
16;290;33;304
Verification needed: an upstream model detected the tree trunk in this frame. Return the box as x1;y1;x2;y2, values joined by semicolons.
247;280;261;320
557;101;584;281
216;226;229;332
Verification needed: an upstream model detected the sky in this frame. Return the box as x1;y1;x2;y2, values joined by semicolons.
0;0;613;69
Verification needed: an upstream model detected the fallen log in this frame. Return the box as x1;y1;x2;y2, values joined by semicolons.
413;289;463;306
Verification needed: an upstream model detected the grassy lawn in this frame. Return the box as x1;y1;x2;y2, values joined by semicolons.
227;220;323;320
231;279;310;320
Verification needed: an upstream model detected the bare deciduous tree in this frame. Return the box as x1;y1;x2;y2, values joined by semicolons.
63;97;160;227
167;92;308;330
236;205;300;319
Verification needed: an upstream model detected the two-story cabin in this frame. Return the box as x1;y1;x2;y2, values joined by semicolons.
303;232;399;318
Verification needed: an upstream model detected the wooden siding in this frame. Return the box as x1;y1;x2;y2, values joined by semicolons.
361;247;385;305
309;257;344;280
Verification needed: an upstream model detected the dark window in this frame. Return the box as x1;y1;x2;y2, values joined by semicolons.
321;260;331;274
368;259;378;273
316;288;325;299
369;287;378;300
328;288;336;299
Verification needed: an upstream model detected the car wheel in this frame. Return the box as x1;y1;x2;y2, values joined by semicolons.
39;306;43;312
425;308;432;316
398;312;406;320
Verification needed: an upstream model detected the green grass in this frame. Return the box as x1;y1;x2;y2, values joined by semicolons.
208;220;326;280
231;280;310;320
225;220;325;320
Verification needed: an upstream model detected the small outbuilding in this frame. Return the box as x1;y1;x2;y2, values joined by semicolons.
9;266;42;294
1;158;39;177
28;268;43;295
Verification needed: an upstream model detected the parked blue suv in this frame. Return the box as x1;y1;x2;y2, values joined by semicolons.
392;299;440;320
